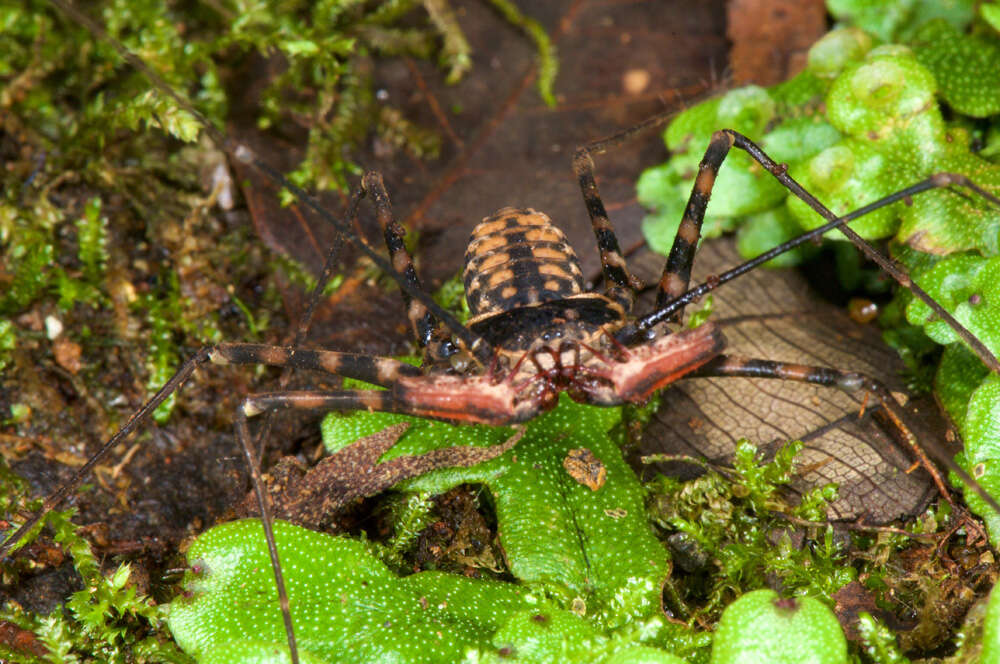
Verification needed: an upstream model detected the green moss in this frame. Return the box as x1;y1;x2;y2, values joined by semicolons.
953;374;1000;539
169;517;693;664
637;5;1000;545
827;0;976;43
642;22;1000;252
984;1;1000;32
911;19;1000;117
855;613;910;664
0;461;186;663
736;207;818;269
322;394;669;626
0;204;60;314
169;520;518;663
486;0;559;107
170;398;694;663
980;583;1000;663
806;28;875;78
902;257;1000;538
0;320;15;374
646;439;851;622
709;590;847;664
3;0;555;197
905;255;1000;352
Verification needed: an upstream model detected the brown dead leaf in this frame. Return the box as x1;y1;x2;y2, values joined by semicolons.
728;0;828;85
833;580;914;641
630;241;939;524
242;423;525;530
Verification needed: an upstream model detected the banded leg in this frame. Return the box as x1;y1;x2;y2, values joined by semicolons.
210;343;421;387
655;132;732;317
649;130;1000;374
241;389;416;418
688;355;957;509
232;387;413;664
730;133;1000;373
360;171;439;347
0;343;421;561
572;145;644;311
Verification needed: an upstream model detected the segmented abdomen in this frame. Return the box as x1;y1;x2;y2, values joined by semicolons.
463;207;585;320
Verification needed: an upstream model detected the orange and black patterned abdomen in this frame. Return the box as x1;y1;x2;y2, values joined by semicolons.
464;207;585;320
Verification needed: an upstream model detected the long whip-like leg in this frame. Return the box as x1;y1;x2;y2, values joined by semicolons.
642;129;1000;374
